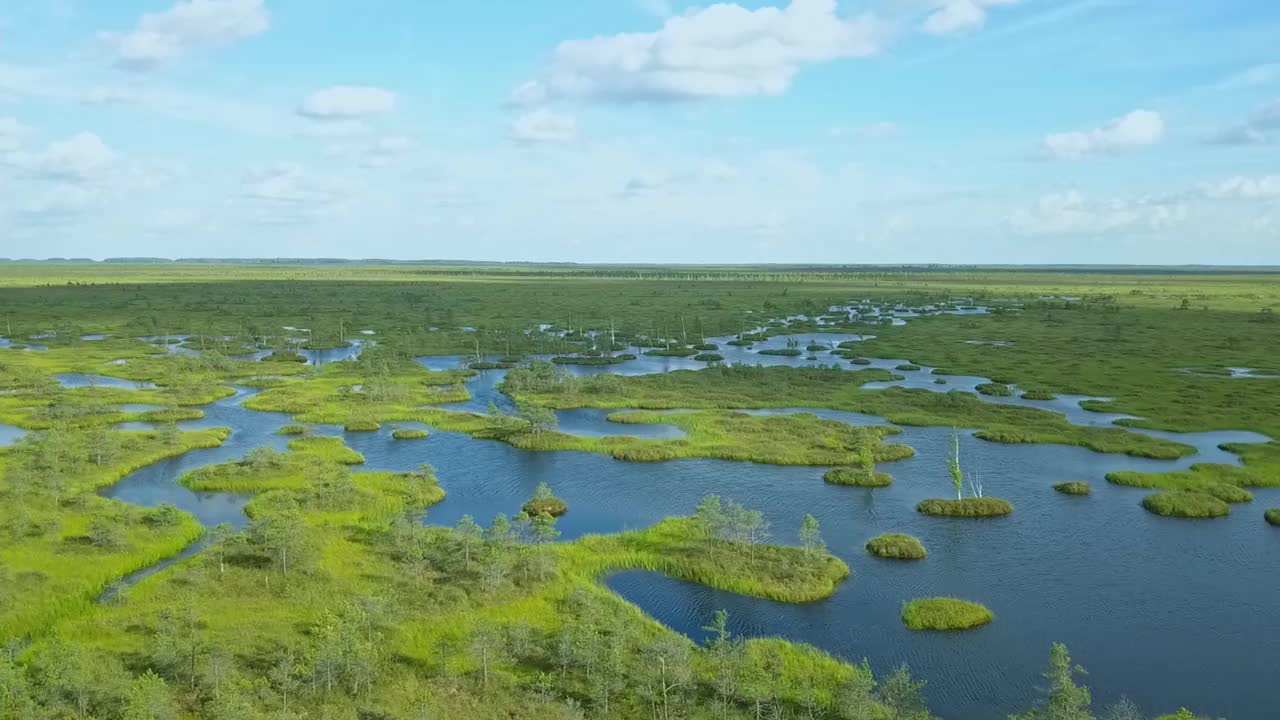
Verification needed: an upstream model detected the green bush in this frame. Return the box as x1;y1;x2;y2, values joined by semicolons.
916;497;1013;517
1053;481;1090;496
901;597;993;631
1141;492;1231;518
522;497;568;517
343;420;380;432
866;533;926;560
976;383;1013;397
392;428;429;440
1267;508;1280;526
824;467;893;487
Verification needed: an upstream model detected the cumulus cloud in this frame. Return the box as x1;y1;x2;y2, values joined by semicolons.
923;0;1019;36
516;0;886;103
511;109;578;144
99;0;269;71
298;86;397;120
1201;175;1280;201
1008;190;1186;236
1206;99;1280;146
7;132;118;182
1042;109;1164;160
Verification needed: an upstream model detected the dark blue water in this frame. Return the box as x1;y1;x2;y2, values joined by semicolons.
84;340;1279;720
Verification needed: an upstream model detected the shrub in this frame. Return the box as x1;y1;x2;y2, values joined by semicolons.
1142;492;1230;518
1021;389;1057;401
344;420;380;432
824;467;893;487
392;428;429;440
1053;481;1090;496
976;382;1013;397
901;598;993;631
1267;508;1280;526
866;533;926;560
895;364;921;371
276;424;309;435
523;484;568;516
916;497;1012;517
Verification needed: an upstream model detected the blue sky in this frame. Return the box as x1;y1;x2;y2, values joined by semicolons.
0;0;1277;263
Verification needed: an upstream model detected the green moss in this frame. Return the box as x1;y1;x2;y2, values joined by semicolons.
276;423;309;435
1265;508;1280;526
865;533;926;560
901;597;993;631
824;467;893;487
916;497;1013;517
1141;492;1231;518
976;382;1013;397
391;428;429;440
1053;481;1091;496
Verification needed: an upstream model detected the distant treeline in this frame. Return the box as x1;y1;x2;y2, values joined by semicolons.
1;258;1278;275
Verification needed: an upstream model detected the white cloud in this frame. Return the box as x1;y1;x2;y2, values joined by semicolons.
518;0;886;103
99;0;269;71
241;163;349;205
298;86;397;120
922;0;1019;36
1042;109;1164;160
511;109;578;144
9;132;118;182
1008;190;1186;236
1206;99;1280;146
0;117;31;151
1201;175;1280;201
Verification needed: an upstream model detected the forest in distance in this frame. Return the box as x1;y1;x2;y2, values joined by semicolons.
0;262;1277;720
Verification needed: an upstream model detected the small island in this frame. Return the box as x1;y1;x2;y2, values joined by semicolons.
917;497;1013;517
824;467;893;487
1142;491;1230;519
276;423;309;435
343;419;380;432
1053;481;1091;496
1267;508;1280;526
866;533;927;560
392;428;429;440
976;382;1013;397
902;597;993;631
522;481;568;517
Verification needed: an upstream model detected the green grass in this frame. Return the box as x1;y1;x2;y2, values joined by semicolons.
522;497;568;517
1266;508;1280;526
1021;389;1057;401
916;497;1013;517
1053;481;1091;496
901;598;993;631
823;467;893;487
343;419;381;431
865;533;926;560
895;363;922;371
275;423;309;435
1106;469;1256;503
391;428;429;439
1141;492;1232;518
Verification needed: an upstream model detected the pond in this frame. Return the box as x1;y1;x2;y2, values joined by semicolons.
96;340;1278;720
55;374;159;390
0;424;26;447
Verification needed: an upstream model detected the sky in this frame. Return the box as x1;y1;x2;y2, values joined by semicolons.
0;0;1277;264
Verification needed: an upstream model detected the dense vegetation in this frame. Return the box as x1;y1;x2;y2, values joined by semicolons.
1054;481;1092;496
865;533;927;560
1140;492;1232;519
916;498;1014;517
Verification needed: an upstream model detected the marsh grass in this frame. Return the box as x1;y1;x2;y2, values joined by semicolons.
824;467;893;487
1106;469;1255;503
1266;508;1280;526
976;383;1013;397
1021;389;1057;401
865;533;926;560
276;423;309;435
1053;481;1091;496
1141;492;1231;518
916;497;1013;517
391;428;429;439
901;598;993;631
